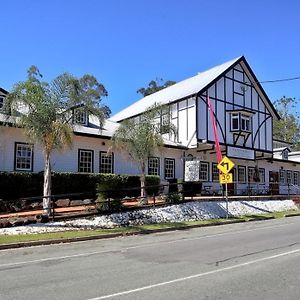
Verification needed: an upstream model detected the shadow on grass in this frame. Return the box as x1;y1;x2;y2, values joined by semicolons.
245;214;274;220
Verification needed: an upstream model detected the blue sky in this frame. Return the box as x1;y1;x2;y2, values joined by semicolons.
1;0;299;115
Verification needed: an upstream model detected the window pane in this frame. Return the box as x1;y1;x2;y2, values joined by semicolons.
248;167;255;182
212;163;219;182
279;170;285;184
79;150;93;173
259;168;265;183
148;157;160;176
74;110;88;125
15;143;33;171
199;162;209;181
100;152;113;173
238;166;246;183
164;158;175;179
232;116;239;130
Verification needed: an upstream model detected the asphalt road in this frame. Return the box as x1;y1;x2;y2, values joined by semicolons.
1;217;300;300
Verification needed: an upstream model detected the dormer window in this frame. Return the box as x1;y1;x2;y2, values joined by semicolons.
282;149;289;160
74;110;88;125
230;111;252;133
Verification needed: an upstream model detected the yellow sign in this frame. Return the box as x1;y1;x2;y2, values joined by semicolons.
219;173;233;184
217;156;235;174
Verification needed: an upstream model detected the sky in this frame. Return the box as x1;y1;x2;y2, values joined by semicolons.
1;0;300;116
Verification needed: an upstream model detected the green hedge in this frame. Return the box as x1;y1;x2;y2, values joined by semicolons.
96;174;160;199
0;172;160;200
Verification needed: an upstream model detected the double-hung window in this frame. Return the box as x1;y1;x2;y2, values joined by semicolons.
259;168;265;183
78;149;93;173
212;163;219;182
199;162;209;181
287;170;292;184
14;143;33;171
99;151;114;174
238;166;246;183
248;167;255;183
164;158;175;179
293;171;299;186
279;169;285;184
148;157;160;176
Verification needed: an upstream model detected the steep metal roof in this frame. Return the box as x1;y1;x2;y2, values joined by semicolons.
110;56;280;122
110;57;242;122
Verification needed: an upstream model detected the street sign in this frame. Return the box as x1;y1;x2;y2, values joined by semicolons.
217;156;235;174
219;173;233;184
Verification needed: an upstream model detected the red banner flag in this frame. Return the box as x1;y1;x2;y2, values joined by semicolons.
207;95;222;163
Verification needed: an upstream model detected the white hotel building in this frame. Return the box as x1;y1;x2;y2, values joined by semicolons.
1;56;300;195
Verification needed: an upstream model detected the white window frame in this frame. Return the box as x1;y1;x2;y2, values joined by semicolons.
279;169;286;184
248;167;255;183
15;143;33;171
238;166;246;183
148;157;160;176
78;149;94;173
74;109;88;125
230;112;251;132
99;151;114;174
282;150;289;160
164;158;175;179
287;170;292;184
258;168;265;184
199;161;209;182
293;171;299;186
212;163;219;182
231;113;239;131
241;114;251;132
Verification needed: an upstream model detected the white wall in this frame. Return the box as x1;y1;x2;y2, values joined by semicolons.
0;126;184;181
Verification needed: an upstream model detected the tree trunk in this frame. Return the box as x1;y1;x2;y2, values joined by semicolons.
140;161;146;198
43;152;52;216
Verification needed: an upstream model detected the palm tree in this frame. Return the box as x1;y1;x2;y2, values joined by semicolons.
112;103;175;198
5;66;110;216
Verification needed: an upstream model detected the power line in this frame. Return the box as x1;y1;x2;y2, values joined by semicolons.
259;76;300;84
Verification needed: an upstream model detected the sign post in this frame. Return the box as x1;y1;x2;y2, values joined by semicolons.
217;156;235;218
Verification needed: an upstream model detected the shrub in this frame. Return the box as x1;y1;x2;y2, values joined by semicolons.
145;175;160;196
95;196;123;213
0;172;160;201
166;193;181;204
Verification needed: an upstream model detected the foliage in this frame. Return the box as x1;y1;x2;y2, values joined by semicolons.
166;193;181;204
137;78;176;97
4;66;110;214
273;96;300;150
0;172;160;201
112;103;175;197
95;197;123;213
0;172;43;200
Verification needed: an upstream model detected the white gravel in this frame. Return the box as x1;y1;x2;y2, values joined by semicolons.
0;199;297;235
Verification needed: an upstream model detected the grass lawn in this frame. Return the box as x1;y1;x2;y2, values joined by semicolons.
0;209;299;246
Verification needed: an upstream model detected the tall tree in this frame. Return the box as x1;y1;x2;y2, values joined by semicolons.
273;96;300;150
112;104;175;199
137;78;176;97
5;66;110;216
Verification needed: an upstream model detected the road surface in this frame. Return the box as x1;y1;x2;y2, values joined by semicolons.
1;216;300;299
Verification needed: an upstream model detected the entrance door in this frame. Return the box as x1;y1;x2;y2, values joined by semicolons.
269;171;279;195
